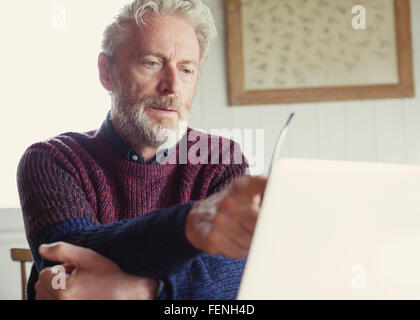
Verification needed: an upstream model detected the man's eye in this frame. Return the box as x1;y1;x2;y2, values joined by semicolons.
182;69;192;74
146;61;158;67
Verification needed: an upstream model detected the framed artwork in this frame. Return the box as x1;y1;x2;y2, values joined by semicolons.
225;0;414;105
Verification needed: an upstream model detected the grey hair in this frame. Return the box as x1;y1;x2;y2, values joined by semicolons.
102;0;217;67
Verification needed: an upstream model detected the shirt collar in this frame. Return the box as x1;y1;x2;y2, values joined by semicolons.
99;111;170;164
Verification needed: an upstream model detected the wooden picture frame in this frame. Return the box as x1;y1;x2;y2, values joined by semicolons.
225;0;415;106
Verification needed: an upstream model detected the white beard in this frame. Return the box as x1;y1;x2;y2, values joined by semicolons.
110;94;191;149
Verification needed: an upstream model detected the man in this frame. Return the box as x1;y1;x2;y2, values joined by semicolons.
17;0;266;300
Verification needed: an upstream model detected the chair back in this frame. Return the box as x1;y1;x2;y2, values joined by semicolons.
10;248;33;300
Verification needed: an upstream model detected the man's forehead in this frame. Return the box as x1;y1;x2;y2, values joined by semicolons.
128;15;200;61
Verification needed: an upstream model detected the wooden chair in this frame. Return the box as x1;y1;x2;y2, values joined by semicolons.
10;248;33;300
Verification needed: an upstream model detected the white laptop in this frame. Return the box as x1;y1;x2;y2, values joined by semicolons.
238;157;420;299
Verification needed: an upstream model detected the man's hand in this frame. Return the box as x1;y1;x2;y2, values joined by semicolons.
185;175;267;259
35;242;158;300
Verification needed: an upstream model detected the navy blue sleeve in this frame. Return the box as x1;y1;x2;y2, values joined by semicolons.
159;254;246;300
36;201;201;277
26;201;203;299
27;200;246;301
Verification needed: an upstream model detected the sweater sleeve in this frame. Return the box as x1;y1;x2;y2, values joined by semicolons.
38;203;201;276
159;140;250;300
17;146;200;299
160;255;246;300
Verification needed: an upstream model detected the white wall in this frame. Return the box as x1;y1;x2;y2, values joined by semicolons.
0;209;30;300
192;0;420;175
1;0;419;299
0;0;132;209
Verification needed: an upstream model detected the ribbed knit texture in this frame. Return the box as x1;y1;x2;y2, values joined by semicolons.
17;126;248;300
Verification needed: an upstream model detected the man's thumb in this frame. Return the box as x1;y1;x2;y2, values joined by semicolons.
39;242;101;269
241;175;268;198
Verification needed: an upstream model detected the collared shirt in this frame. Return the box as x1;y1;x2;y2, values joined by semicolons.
99;111;170;164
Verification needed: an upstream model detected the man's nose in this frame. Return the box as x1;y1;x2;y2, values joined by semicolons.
158;64;181;95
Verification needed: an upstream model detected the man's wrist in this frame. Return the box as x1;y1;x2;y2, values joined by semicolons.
117;274;158;300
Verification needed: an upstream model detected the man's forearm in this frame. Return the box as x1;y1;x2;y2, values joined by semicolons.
37;201;201;278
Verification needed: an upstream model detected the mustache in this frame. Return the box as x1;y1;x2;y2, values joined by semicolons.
142;96;184;111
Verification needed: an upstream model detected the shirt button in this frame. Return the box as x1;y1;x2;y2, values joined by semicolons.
132;155;139;161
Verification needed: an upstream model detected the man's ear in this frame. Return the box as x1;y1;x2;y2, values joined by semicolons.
98;53;113;92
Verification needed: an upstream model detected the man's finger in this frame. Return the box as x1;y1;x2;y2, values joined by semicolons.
35;283;55;300
63;263;76;275
219;195;259;233
36;268;63;299
233;176;267;201
215;210;253;250
39;242;107;269
38;267;55;285
208;229;248;259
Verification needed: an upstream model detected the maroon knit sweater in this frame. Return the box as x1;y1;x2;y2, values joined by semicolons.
17;125;249;299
